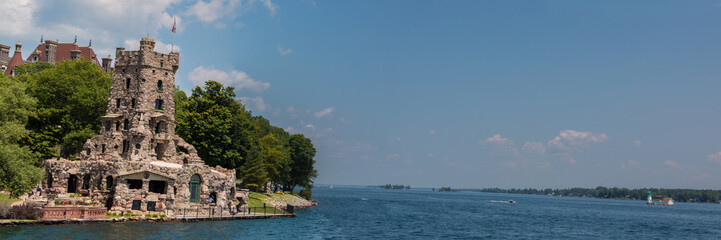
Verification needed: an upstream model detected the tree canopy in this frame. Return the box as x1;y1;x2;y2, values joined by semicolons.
20;60;112;159
0;75;43;197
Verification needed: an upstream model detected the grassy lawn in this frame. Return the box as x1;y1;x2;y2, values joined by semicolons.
248;192;270;208
0;193;21;204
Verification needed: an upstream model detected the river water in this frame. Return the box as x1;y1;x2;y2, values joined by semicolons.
2;185;720;239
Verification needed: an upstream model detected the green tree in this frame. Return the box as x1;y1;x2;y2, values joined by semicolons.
176;81;257;172
240;152;268;192
0;76;43;197
259;133;290;187
287;134;317;191
12;62;55;77
21;59;112;159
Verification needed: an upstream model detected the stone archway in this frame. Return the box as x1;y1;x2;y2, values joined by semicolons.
68;175;78;193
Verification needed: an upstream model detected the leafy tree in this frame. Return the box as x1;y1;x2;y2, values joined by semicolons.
258;133;290;187
287;134;317;191
21;59;112;159
0;76;43;196
176;81;257;172
12;62;55;76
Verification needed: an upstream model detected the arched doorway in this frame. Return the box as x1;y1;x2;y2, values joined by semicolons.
68;175;78;193
106;176;114;191
189;174;201;203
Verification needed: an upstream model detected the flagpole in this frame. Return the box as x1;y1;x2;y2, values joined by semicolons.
171;17;176;53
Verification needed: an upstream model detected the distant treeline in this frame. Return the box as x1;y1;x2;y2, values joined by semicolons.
379;184;411;190
437;187;459;192
467;187;721;203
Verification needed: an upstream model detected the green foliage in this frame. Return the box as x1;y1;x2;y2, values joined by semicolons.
241;153;268;192
0;76;43;197
176;81;256;171
287;134;318;190
258;133;290;188
21;59;112;158
299;187;312;200
11;62;55;76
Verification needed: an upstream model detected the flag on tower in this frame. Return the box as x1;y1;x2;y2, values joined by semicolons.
172;18;176;33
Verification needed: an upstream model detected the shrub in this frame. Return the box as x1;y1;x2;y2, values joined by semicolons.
160;214;166;218
124;213;132;217
0;199;12;219
151;214;158;218
144;213;151;217
299;189;312;200
53;199;60;206
10;203;41;220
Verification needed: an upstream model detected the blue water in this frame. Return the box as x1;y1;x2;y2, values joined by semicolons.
2;185;720;239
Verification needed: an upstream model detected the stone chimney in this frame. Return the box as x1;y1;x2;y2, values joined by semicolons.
14;41;21;53
0;44;9;66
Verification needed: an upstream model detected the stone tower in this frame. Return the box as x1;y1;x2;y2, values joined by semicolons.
82;37;200;165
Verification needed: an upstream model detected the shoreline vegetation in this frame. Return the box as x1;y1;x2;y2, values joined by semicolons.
462;187;721;203
437;187;459;192
375;184;411;190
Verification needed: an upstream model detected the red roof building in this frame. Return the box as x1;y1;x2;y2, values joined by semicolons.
27;40;101;67
5;42;25;76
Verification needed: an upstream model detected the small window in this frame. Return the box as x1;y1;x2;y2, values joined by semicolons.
126;78;131;89
115;121;120;131
122;140;130;153
157;80;163;91
105;122;111;131
135;144;141;149
106;176;114;191
123;119;129;130
155;99;163;110
131;200;141;210
165;72;168;76
147;201;156;211
116;99;121;108
131;98;136;108
101;144;106;153
152;70;155;74
149;180;167;194
128;179;143;190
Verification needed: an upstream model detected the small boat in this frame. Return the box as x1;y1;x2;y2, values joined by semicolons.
490;200;516;204
508;200;515;203
329;185;334;189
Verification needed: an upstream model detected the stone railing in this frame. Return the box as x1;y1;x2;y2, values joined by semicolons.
40;207;107;220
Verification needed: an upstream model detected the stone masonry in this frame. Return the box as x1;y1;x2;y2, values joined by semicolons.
44;38;238;215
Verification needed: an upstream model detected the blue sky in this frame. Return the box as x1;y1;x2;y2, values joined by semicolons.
3;0;721;189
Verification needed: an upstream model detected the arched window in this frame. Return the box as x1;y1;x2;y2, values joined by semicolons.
106;176;114;191
155;99;163;110
189;174;201;203
157;80;163;91
155;121;164;134
82;175;91;190
47;173;53;188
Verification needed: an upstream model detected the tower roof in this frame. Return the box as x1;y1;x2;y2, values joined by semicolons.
26;41;100;66
5;42;24;76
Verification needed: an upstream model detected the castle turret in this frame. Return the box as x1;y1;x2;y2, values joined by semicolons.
83;38;191;164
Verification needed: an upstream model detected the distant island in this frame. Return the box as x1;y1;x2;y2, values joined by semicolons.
437;187;459;192
378;184;411;190
464;187;721;203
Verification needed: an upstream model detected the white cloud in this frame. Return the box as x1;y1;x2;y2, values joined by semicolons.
188;66;270;91
522;141;546;154
663;160;679;167
276;45;292;56
429;129;437;135
633;140;642;147
339;117;352;124
239;96;269;112
304;124;316;130
123;38;179;54
254;0;278;16
314;107;334;118
0;0;35;36
547;130;608;151
480;134;512;145
185;0;277;23
620;159;640;168
707;152;721;165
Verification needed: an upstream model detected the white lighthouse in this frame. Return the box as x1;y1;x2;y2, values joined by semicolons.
647;191;652;204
